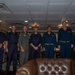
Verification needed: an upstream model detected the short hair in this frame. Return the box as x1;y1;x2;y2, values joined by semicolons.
33;26;38;29
11;25;16;28
62;21;67;24
47;26;52;29
23;25;28;28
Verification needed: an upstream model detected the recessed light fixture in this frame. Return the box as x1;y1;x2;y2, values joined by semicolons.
58;24;62;28
9;26;12;28
58;26;62;28
24;20;28;23
31;22;39;27
29;26;32;29
0;20;2;22
66;20;68;22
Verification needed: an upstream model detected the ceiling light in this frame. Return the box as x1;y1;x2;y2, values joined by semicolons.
29;27;32;29
9;26;12;28
24;20;28;23
58;24;62;28
66;20;68;23
58;26;62;28
31;22;39;27
58;24;62;27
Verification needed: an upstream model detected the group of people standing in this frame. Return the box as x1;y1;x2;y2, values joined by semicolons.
0;20;75;72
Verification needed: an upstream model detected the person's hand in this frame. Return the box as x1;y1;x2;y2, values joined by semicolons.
6;47;8;52
71;44;73;48
54;47;56;51
73;47;75;50
18;47;20;51
42;47;45;51
58;45;60;49
0;44;2;48
21;47;24;52
34;46;38;50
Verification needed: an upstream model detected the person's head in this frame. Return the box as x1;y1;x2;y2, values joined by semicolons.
11;25;16;32
47;26;52;32
33;27;38;33
23;26;28;32
62;21;67;28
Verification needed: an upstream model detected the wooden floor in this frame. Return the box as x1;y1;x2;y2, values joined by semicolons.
0;71;16;75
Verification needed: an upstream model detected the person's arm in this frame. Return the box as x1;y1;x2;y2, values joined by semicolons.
38;44;41;47
30;43;35;48
18;33;25;52
5;41;8;52
20;45;24;52
29;34;34;48
73;34;75;47
54;34;57;46
18;34;22;46
30;43;39;50
29;34;38;50
17;34;20;51
0;44;2;48
0;33;6;49
38;34;42;47
3;33;6;45
58;29;61;49
70;29;73;48
17;43;20;51
5;33;9;52
42;34;45;47
42;34;46;51
0;41;6;48
53;34;57;51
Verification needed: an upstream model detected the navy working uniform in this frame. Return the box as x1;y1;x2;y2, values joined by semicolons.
0;32;5;71
58;27;73;58
42;32;56;58
6;32;19;71
29;33;42;59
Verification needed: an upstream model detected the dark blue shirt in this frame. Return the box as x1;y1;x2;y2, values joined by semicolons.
0;32;5;44
58;27;73;44
29;33;42;46
42;32;56;47
6;32;19;45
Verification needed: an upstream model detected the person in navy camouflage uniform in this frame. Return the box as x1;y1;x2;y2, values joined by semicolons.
0;31;5;72
6;25;19;71
42;26;56;58
29;27;42;59
58;21;73;58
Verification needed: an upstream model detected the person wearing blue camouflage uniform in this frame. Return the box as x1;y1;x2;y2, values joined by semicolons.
42;26;56;58
6;25;19;71
0;31;5;72
58;21;73;58
29;27;42;59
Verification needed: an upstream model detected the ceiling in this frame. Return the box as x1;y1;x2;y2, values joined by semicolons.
0;0;75;31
